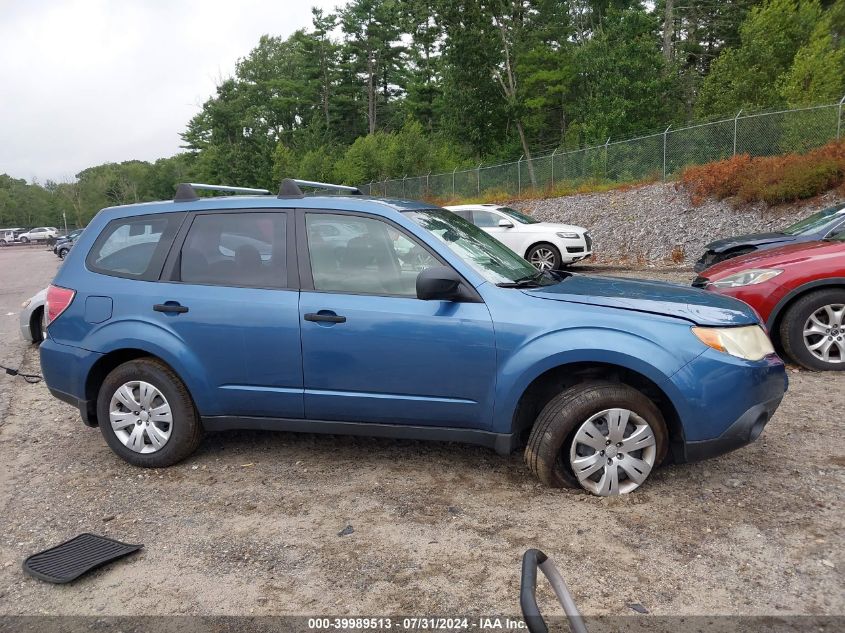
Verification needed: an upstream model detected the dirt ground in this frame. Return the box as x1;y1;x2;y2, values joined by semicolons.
0;250;842;622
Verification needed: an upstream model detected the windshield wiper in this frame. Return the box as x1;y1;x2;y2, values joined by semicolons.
496;270;548;288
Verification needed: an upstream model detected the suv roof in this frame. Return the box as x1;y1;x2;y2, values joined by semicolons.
95;179;433;221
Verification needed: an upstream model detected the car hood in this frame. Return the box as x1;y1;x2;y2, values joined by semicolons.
524;274;759;326
705;232;796;253
521;221;586;234
703;240;845;279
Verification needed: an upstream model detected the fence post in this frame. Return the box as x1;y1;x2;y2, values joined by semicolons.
426;171;431;196
383;180;388;197
838;94;845;139
452;166;457;197
477;164;482;194
733;109;743;155
662;125;672;181
369;181;373;196
604;137;610;179
550;148;558;187
517;155;523;195
402;175;407;198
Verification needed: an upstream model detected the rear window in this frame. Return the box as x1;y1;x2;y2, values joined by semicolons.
179;212;288;288
87;214;183;280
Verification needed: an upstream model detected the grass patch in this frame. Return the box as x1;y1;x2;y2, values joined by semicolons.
423;176;658;207
681;140;845;206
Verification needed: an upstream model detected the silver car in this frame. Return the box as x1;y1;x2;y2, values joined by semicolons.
20;288;47;343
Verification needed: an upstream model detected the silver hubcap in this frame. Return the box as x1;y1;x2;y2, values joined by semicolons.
109;381;173;453
529;248;556;271
803;304;845;364
569;408;657;496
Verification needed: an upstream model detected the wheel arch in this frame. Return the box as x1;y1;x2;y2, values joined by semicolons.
524;240;560;259
509;360;686;463
767;278;845;334
83;348;203;426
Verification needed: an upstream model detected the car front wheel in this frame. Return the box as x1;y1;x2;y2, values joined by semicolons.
525;381;668;495
526;243;561;271
19;236;29;243
780;289;845;370
58;247;69;259
97;358;203;467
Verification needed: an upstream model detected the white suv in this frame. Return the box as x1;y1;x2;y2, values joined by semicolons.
18;227;58;243
445;204;591;270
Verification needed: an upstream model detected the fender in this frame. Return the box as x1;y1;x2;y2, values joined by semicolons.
79;318;218;414
766;277;845;330
491;326;698;434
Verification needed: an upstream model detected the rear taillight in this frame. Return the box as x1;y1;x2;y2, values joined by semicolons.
46;285;75;325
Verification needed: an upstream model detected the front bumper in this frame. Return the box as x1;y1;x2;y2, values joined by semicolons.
669;349;788;463
558;233;593;264
684;395;783;462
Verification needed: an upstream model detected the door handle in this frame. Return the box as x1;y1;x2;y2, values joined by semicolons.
154;303;189;314
304;312;346;324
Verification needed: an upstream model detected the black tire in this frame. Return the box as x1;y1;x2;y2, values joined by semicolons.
780;289;845;371
29;308;44;344
19;236;29;244
524;381;668;491
58;247;69;259
526;242;562;271
97;358;203;467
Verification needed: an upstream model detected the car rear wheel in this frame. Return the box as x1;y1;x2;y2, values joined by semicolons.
19;236;29;243
97;358;203;467
780;289;845;371
526;243;561;271
58;247;69;259
524;381;668;495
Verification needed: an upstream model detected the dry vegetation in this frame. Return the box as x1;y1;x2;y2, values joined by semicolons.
681;140;845;206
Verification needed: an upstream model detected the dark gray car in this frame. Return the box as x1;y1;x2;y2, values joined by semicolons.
695;203;845;272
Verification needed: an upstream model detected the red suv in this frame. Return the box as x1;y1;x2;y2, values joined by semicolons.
694;237;845;371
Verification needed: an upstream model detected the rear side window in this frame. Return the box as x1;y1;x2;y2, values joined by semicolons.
87;213;183;280
179;212;288;288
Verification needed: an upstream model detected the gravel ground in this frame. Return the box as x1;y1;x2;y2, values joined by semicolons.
0;251;843;623
514;183;844;266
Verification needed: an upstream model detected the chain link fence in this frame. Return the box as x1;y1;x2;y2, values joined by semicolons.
360;97;845;199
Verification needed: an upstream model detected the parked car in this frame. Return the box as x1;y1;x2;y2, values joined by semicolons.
1;228;25;245
54;229;84;258
40;180;786;496
444;204;592;270
17;227;58;243
694;236;845;371
20;288;47;343
694;202;845;272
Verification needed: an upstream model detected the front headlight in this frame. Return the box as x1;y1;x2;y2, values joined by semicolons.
692;325;775;361
711;269;782;288
556;231;579;239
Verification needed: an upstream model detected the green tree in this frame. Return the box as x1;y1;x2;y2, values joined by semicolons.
695;0;822;117
778;1;845;106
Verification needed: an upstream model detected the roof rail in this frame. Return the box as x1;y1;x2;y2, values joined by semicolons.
277;178;363;198
174;183;271;202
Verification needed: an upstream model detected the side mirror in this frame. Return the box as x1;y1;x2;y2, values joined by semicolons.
416;266;463;301
498;218;515;228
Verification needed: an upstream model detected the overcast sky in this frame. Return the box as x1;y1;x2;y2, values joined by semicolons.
0;0;342;184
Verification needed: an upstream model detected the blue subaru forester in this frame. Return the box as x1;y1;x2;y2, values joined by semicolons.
40;180;787;496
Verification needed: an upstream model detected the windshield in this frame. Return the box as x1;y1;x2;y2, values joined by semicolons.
499;206;540;224
405;209;556;285
782;205;845;235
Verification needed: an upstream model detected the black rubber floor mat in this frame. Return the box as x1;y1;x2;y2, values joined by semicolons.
23;533;143;583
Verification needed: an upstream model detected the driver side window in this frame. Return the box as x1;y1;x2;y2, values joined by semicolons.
472;210;501;227
305;214;437;297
